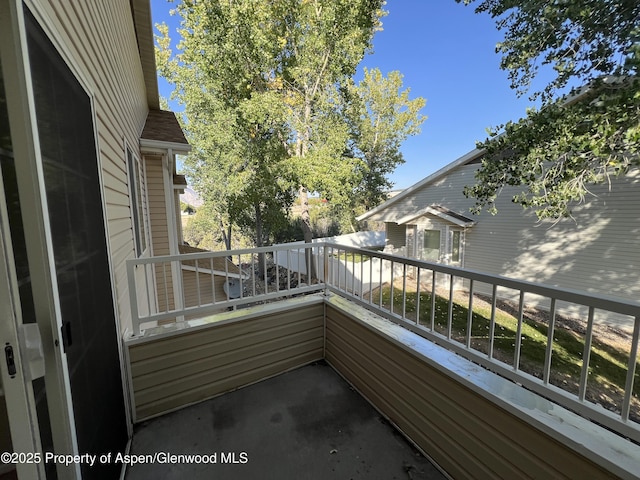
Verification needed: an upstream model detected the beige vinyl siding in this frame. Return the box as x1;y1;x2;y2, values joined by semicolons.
127;301;325;421
174;192;183;244
145;155;169;255
181;269;227;311
30;0;150;334
145;154;175;311
324;303;616;480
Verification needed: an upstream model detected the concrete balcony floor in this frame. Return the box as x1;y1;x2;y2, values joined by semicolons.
125;361;447;480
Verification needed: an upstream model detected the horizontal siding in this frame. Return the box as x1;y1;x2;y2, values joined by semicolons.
374;164;640;307
372;164;478;222
145;154;169;257
154;263;175;313
181;269;227;307
325;304;617;480
128;303;324;420
385;222;406;248
464;168;640;305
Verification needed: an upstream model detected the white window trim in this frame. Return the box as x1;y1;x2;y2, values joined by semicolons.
126;144;149;257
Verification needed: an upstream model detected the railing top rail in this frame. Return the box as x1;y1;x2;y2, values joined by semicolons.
126;241;640;317
321;242;640;317
126;242;324;265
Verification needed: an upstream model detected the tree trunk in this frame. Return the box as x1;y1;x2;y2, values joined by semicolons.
298;185;316;282
299;186;313;243
221;221;232;250
254;202;265;277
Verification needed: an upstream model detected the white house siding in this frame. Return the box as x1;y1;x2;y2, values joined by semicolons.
32;0;150;335
369;163;640;327
465;168;640;306
373;164;479;222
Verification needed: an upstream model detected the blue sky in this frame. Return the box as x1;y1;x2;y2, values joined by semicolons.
152;0;544;190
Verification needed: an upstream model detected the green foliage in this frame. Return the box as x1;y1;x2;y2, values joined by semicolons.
157;1;296;248
344;67;426;213
458;0;640;218
271;217;305;245
182;205;221;250
180;201;195;214
157;0;396;244
466;78;640;218
276;0;387;241
460;0;640;101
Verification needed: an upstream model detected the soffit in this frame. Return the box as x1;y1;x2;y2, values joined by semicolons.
130;0;160;109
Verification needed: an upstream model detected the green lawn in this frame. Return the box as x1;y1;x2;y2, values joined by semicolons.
371;284;639;421
334;251;367;263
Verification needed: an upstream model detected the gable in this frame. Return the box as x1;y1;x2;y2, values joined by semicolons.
397;204;476;227
363;163;481;223
358;148;484;222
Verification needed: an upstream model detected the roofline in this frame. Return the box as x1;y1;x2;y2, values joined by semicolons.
357;76;626;223
131;0;160;110
357;148;485;221
397;206;476;227
140;138;192;153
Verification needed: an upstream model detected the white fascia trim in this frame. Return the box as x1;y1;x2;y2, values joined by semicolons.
397;206;476;228
357;147;485;221
139;138;191;153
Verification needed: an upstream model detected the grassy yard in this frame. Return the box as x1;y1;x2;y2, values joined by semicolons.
369;284;639;422
334;251;367;263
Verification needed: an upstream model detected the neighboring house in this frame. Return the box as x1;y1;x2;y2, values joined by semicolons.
357;148;640;328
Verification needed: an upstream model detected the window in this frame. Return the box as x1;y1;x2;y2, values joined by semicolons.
422;229;440;261
127;147;147;255
451;230;461;263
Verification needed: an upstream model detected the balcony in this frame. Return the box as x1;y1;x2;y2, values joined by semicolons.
124;243;640;479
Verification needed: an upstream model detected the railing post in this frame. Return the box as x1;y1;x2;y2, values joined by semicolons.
323;243;329;295
621;316;640;422
126;259;141;337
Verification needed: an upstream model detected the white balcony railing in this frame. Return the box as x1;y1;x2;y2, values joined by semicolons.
127;242;640;443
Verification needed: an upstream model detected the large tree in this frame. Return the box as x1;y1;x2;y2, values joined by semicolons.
344;67;426;221
459;0;640;218
156;2;295;249
274;0;387;242
157;0;386;247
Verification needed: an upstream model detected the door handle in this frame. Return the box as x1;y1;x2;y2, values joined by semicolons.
5;344;16;377
61;321;72;351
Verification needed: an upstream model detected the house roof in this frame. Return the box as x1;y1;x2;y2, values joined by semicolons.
357;77;616;224
396;205;476;227
173;174;188;187
357;148;485;221
140;110;191;152
178;244;243;277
